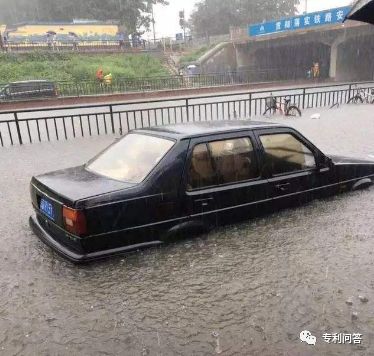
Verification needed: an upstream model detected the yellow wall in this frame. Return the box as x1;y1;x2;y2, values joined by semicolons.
8;24;119;37
0;25;6;35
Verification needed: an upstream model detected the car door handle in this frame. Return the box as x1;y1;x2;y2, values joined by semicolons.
275;183;291;191
195;197;214;207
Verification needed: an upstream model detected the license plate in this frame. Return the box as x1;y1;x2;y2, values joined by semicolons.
40;198;55;221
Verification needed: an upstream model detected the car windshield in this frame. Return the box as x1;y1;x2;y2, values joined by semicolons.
86;133;174;183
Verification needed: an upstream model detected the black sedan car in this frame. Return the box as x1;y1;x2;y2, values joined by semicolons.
0;80;58;101
30;120;374;263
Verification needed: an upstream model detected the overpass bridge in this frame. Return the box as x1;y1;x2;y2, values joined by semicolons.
199;21;374;83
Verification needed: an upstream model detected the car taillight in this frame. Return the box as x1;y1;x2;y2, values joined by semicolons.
62;206;87;236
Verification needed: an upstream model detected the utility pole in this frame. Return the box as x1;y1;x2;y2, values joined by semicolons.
305;0;308;14
182;9;186;40
151;3;156;44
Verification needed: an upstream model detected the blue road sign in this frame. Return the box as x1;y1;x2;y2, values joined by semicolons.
176;33;184;41
249;6;351;37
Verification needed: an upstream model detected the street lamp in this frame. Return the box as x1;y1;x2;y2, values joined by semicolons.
179;10;186;40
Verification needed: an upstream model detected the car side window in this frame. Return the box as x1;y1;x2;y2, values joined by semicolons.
260;133;316;175
187;137;258;191
209;137;258;184
187;143;216;191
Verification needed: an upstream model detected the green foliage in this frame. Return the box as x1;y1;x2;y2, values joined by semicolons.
0;52;169;83
190;0;300;36
0;0;168;33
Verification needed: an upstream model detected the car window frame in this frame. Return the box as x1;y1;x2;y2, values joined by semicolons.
254;128;320;178
185;131;262;192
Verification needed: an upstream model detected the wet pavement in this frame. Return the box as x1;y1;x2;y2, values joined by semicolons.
0;105;373;355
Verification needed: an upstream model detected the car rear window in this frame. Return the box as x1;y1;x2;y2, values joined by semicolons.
86;133;175;183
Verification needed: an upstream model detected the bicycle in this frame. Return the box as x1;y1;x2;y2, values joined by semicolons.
347;87;374;104
263;96;302;117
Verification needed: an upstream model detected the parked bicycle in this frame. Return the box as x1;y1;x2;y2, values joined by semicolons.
263;95;302;117
347;86;374;104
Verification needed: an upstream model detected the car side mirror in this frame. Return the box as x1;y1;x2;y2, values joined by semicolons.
317;155;332;173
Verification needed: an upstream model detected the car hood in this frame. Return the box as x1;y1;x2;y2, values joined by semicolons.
32;165;135;203
329;154;374;165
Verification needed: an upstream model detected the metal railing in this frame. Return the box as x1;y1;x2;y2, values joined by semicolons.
0;81;373;148
0;34;217;53
57;70;289;96
0;40;157;53
0;68;316;101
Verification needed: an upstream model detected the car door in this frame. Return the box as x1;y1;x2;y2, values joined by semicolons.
181;131;271;229
254;128;331;209
181;136;218;230
11;84;26;100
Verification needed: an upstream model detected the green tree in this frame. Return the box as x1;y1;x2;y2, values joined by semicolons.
0;0;168;33
190;0;300;36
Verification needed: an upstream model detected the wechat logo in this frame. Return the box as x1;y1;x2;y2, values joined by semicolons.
300;330;316;346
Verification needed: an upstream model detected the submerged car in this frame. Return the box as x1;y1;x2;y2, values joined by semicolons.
29;120;374;262
0;80;58;101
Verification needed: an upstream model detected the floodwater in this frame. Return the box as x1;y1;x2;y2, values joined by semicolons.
0;105;373;355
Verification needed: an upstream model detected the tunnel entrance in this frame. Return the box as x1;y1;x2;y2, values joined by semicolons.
252;42;331;81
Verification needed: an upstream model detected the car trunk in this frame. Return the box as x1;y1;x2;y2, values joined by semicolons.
30;165;134;239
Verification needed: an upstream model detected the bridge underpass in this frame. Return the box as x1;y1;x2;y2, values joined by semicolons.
200;23;374;83
242;41;331;80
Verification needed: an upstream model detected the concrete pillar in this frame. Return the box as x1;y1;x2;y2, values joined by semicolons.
329;36;345;80
329;40;339;79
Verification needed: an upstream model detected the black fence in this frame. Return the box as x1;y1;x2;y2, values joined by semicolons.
0;39;160;53
0;68;317;101
0;81;373;148
57;70;286;96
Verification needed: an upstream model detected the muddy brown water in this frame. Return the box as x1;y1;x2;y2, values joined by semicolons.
0;105;373;355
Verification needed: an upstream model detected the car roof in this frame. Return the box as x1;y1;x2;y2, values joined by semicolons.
134;120;288;140
10;80;54;84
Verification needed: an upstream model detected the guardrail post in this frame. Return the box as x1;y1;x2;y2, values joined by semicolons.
249;93;252;118
186;99;190;122
14;112;23;145
348;84;352;100
109;105;115;134
302;88;306;110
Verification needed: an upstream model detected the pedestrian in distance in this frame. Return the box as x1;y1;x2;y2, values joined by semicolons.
118;32;125;50
47;33;52;50
313;62;320;79
52;34;58;51
3;32;8;52
306;67;312;79
104;73;113;86
96;67;104;87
